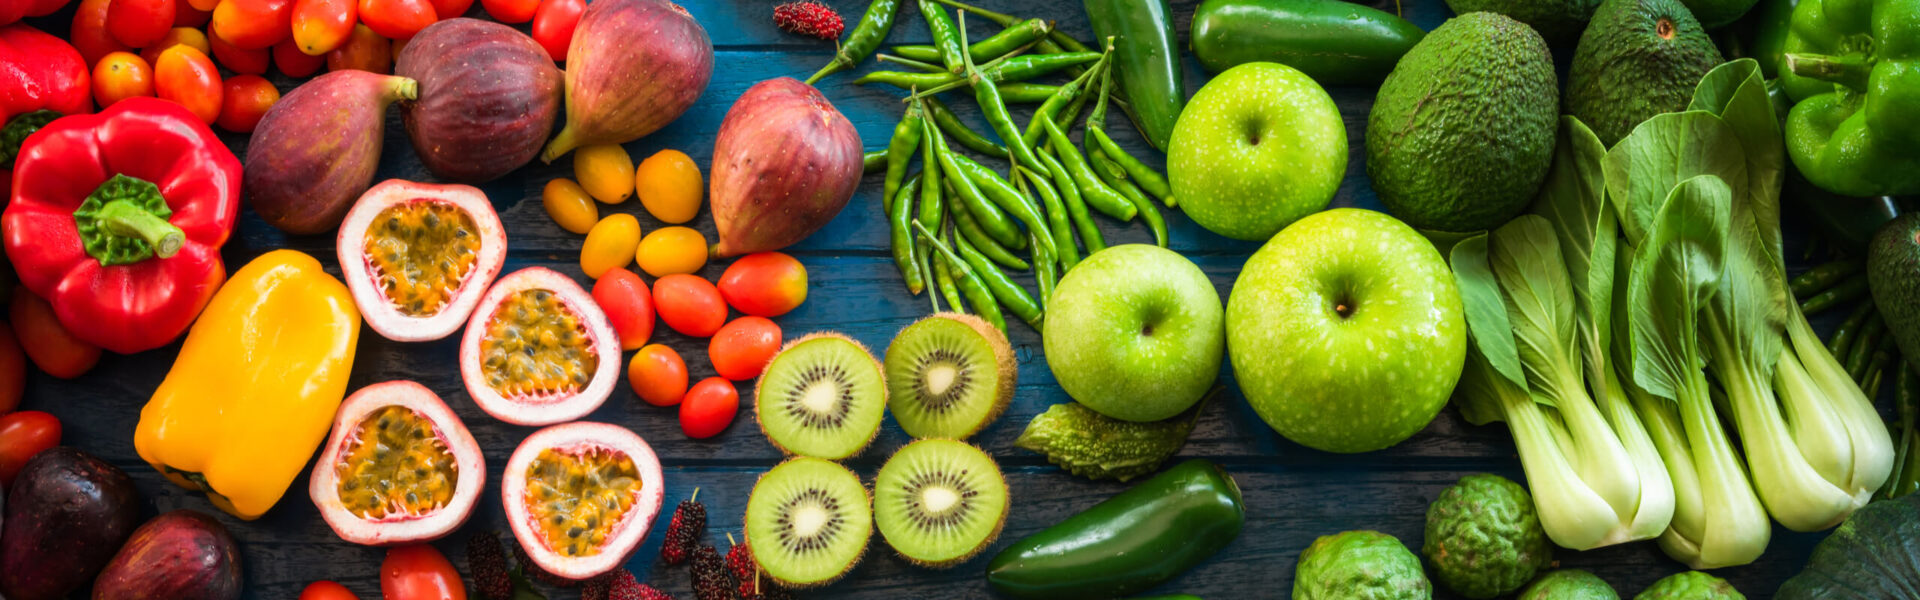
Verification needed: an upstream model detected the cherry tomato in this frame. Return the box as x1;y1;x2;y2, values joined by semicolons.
358;0;436;40
717;252;808;318
173;1;212;26
0;321;23;415
273;37;325;76
92;51;155;108
680;377;738;439
653;274;727;337
291;0;354;55
217;74;278;132
574;144;635;204
154;45;223;123
299;581;360;600
27;0;72;16
9;291;100;379
480;0;536;23
541;178;598;234
188;0;219;10
580;214;640;280
209;32;271;74
380;545;466;600
426;0;470;19
0;412;60;486
108;0;175;47
635;226;707;277
211;0;294;49
325;24;391;74
139;26;210;66
629;344;688;407
709;316;782;381
592;268;654;350
530;0;583;61
71;0;130;67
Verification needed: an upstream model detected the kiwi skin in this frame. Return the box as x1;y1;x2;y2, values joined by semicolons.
877;438;1010;568
745;457;873;589
887;312;1018;440
753;331;887;459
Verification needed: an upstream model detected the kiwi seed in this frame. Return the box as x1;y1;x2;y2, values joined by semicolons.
873;438;1009;568
884;313;1016;440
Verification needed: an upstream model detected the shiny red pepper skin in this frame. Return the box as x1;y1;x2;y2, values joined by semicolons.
0;24;92;124
3;98;240;354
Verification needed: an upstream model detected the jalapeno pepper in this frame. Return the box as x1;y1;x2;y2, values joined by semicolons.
1188;0;1424;85
1084;0;1184;150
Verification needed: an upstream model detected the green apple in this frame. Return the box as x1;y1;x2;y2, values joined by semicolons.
1169;61;1348;241
1043;244;1223;422
1227;208;1466;453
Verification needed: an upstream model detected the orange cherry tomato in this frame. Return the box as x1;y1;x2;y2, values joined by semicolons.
530;0;583;61
426;0;470;19
717;252;808;318
326;24;391;74
173;1;212;26
357;0;436;40
292;0;355;55
187;0;219;10
0;321;24;415
592;268;655;351
380;545;466;600
0;411;61;487
679;377;738;439
709;316;782;381
211;0;294;49
653;274;728;338
71;0;130;67
629;344;689;407
107;0;175;47
154;44;223;123
209;32;270;74
139;27;211;66
298;581;360;600
8;291;99;380
92;51;155;108
479;0;536;23
216;74;278;132
273;37;325;76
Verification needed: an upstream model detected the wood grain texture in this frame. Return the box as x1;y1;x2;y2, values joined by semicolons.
8;0;1868;598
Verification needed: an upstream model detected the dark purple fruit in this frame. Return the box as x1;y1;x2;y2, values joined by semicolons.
0;447;143;600
709;77;861;257
397;18;563;183
92;509;241;600
245;70;418;235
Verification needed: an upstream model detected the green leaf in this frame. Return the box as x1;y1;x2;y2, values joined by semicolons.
1533;116;1621;391
1492;215;1582;405
1450;233;1527;391
1690;58;1788;271
1629;175;1733;402
1604;112;1748;245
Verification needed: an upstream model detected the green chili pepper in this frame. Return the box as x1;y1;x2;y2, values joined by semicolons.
1868;335;1899;387
1033;232;1059;305
877;53;949;73
892;18;1053;65
917;0;967;73
901;52;1103;97
930;0;1091;53
950;153;1055;255
948;189;1031;270
959;17;1048;177
916;106;947;302
890;174;926;295
1088;128;1171;204
1849;313;1886;381
1021;52;1111;148
997;83;1065;104
953;232;1044;328
806;0;902;85
923;97;1010;158
917;221;1006;330
932;238;966;313
1829;301;1876;356
1041;117;1135;221
1036;150;1104;257
1020;165;1078;269
930;123;1025;249
1884;366;1918;500
1801;273;1870;314
885;104;926;217
863;149;888;174
1092;146;1167;247
1789;259;1865;298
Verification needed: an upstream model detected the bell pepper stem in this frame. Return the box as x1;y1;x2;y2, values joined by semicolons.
95;199;185;259
1786;52;1872;91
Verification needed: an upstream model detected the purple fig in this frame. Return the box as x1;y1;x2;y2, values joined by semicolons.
709;77;862;257
244;70;417;235
92;510;242;600
539;0;712;163
398;18;562;183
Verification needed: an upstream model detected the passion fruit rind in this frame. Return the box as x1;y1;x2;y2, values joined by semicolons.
338;179;507;343
459;267;621;426
309;380;485;546
753;332;887;459
503;422;665;582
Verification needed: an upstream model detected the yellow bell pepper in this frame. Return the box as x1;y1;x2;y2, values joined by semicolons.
135;249;362;520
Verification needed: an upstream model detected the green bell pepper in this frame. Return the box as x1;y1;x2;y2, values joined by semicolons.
1778;0;1920;197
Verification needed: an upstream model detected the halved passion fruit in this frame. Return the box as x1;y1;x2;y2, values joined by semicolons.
503;422;664;581
309;380;483;545
459;267;620;425
338;179;507;342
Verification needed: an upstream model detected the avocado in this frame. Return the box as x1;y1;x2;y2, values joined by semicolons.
1366;12;1558;234
1565;0;1724;147
1443;0;1602;40
1868;213;1920;375
1423;474;1553;598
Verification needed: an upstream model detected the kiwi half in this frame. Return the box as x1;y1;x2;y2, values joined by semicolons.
884;313;1016;439
745;456;873;588
755;332;887;459
873;439;1009;567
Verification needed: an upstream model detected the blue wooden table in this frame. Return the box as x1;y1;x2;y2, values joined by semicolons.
15;0;1848;597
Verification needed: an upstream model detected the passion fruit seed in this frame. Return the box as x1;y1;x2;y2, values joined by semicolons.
365;201;482;317
481;289;599;397
781;364;855;428
525;447;642;558
775;488;846;555
334;405;459;519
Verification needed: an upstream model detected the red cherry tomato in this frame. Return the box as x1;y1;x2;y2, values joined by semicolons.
592;268;654;351
299;581;360;600
173;1;212;26
154;45;223;123
679;377;737;439
530;0;583;61
209;32;271;74
357;0;436;40
426;0;470;19
326;23;391;73
717;252;809;318
479;0;536;23
709;316;782;381
628;344;688;407
107;0;175;47
27;0;72;16
211;0;294;49
291;0;354;55
380;545;466;600
0;411;62;487
217;74;278;132
9;291;100;379
0;321;24;415
653;274;727;337
273;37;325;76
71;0;130;67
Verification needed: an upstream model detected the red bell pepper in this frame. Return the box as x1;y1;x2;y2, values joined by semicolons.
0;24;91;125
2;97;240;354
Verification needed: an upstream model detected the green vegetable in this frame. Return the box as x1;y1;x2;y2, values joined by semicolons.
890;17;1051;66
1037;150;1106;255
891;175;924;295
948;188;1030;271
1422;474;1552;599
1789;259;1862;298
1743;0;1798;77
1779;0;1920;197
1776;494;1920;599
1020;52;1109;149
863;149;887;174
1518;569;1619;600
916;221;1006;331
1799;274;1868;314
1;110;58;168
916;0;966;73
1041;117;1134;221
1189;0;1425;84
948;153;1055;256
806;0;901;84
929;121;1023;249
922;97;1009;159
1634;571;1744;600
858;53;1104;93
884;104;925;216
985;459;1243;599
1291;530;1429;600
952;232;1042;328
1083;0;1183;150
1019;166;1078;269
930;0;1091;56
1013;396;1204;482
1826;300;1874;356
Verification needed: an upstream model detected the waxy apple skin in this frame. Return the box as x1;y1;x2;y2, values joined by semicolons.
1169;61;1347;242
1227;208;1467;453
1044;245;1224;422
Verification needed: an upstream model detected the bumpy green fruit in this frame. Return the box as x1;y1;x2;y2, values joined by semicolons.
1635;571;1745;600
1565;0;1723;147
1443;0;1602;39
1520;569;1621;600
1293;530;1430;600
1423;474;1552;598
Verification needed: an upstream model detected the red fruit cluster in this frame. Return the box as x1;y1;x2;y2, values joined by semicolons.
726;535;792;600
772;1;843;41
689;545;735;600
466;531;513;600
660;490;708;565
